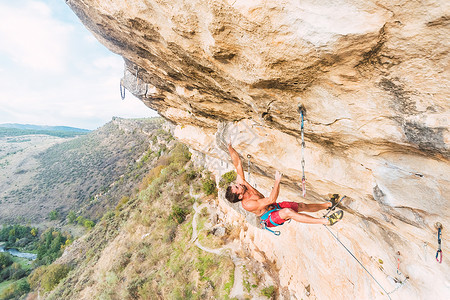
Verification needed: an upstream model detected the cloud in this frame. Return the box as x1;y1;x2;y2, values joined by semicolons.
0;1;72;72
0;0;159;130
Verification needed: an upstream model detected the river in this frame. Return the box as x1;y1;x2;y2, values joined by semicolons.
0;245;37;260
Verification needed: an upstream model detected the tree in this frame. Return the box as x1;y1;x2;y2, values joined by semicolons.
67;211;77;224
41;264;70;292
49;210;59;220
0;253;13;270
31;228;38;237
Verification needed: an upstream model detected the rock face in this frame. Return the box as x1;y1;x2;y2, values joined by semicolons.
67;1;449;299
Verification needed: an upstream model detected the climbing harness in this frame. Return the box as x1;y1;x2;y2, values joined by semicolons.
297;104;306;197
120;79;126;100
323;225;393;300
435;222;443;263
260;203;283;236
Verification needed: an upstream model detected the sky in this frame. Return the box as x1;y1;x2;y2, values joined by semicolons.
0;0;159;130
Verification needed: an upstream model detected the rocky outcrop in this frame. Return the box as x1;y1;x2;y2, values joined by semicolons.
67;1;449;299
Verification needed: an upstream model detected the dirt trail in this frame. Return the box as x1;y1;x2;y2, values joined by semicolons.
191;202;246;298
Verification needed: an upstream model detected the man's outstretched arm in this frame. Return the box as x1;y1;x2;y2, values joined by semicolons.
228;142;245;183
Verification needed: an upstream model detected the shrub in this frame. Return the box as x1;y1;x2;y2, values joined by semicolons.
41;264;71;292
0;252;13;270
169;205;188;224
261;286;276;298
49;210;59;220
184;169;198;182
140;165;165;191
202;177;217;196
67;211;77;224
219;171;237;188
169;143;191;166
34;229;72;266
84;220;95;229
0;278;30;300
116;196;130;211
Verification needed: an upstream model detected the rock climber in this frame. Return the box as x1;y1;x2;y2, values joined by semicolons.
225;142;343;228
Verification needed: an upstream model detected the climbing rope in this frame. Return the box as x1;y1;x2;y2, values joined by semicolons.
323;226;392;300
436;222;443;263
298;104;306;197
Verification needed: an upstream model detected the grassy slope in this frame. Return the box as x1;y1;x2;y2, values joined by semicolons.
0;280;14;295
41;141;236;300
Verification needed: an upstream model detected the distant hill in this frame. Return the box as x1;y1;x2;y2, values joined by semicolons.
0;123;90;132
0;123;90;138
0;117;169;224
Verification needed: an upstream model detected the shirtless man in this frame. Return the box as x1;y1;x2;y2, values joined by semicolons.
224;143;343;227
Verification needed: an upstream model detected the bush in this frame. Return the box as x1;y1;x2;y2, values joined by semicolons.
75;216;95;229
34;229;72;266
49;210;59;220
116;196;130;211
0;252;13;270
169;143;191;166
184;169;198;182
84;220;95;229
28;266;47;289
0;278;30;300
140;165;165;191
67;211;77;224
41;264;71;292
261;286;276;298
169;206;188;224
202;176;217;196
219;171;237;188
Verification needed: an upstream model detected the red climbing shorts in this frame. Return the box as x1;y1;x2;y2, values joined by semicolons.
264;202;300;227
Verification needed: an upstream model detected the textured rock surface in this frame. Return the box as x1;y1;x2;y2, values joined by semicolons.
68;0;449;298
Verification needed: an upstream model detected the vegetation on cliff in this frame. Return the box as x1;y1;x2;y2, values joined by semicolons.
34;137;239;299
0;117;164;224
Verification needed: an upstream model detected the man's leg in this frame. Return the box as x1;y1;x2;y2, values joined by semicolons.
297;202;331;213
278;208;328;225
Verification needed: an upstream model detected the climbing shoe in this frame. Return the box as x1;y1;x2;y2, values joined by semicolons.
327;194;340;211
327;210;344;226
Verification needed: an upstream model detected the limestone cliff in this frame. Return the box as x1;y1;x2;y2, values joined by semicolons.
67;1;449;299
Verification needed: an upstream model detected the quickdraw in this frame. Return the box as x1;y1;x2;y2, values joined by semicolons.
435;222;443;263
120;79;126;100
298;104;306;197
